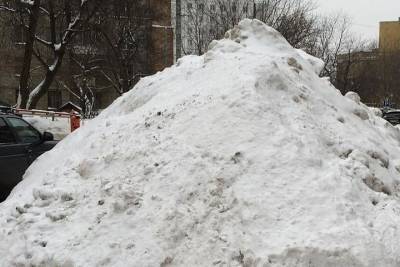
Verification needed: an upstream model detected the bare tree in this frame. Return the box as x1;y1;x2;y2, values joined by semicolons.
181;0;256;55
27;0;101;109
254;0;317;48
304;13;352;82
181;0;317;55
335;37;373;93
77;0;153;95
210;0;252;32
60;48;98;118
1;0;41;108
181;0;217;55
0;0;100;109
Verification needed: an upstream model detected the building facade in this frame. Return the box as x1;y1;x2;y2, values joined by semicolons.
172;0;255;57
380;20;400;53
0;0;173;111
337;19;400;107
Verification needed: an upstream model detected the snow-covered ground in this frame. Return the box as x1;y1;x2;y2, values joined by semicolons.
24;115;70;140
2;19;400;266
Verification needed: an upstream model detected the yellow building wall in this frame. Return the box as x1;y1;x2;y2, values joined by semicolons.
379;21;400;53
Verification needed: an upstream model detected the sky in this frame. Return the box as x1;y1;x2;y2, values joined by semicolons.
315;0;400;40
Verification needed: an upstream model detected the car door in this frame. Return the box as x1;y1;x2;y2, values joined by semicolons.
29;139;57;164
5;117;43;165
0;118;30;190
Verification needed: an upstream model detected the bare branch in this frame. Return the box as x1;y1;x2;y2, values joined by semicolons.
34;34;52;48
0;5;16;12
32;48;48;69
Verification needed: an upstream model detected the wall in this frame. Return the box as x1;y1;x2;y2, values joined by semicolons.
0;48;19;105
379;21;400;53
0;0;174;110
150;0;174;73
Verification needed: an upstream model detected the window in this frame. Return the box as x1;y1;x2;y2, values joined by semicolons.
6;118;41;144
48;90;62;109
187;3;193;9
14;25;25;44
0;118;15;144
210;4;216;12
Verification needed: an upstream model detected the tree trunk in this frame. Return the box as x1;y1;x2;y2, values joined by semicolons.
18;0;41;108
27;50;65;109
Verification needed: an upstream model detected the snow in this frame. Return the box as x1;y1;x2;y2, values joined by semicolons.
26;80;44;109
152;24;174;29
2;19;400;266
20;0;34;6
24;115;70;140
54;43;62;51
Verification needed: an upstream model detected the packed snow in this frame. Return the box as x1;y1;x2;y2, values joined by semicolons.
24;115;70;140
2;19;400;266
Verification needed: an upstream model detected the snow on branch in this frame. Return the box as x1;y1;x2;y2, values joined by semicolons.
20;0;34;5
0;5;16;12
34;35;53;48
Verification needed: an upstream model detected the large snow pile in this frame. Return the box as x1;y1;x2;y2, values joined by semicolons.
2;19;400;266
24;116;70;140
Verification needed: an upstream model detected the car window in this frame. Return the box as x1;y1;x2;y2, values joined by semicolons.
6;117;41;144
0;118;16;144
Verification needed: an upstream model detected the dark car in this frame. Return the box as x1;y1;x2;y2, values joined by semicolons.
383;109;400;125
0;105;11;114
0;113;58;202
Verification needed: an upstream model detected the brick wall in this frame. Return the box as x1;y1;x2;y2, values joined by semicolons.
0;0;174;110
0;48;19;105
379;21;400;53
335;20;400;107
149;0;174;73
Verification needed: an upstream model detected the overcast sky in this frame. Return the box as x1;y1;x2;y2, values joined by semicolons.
315;0;400;40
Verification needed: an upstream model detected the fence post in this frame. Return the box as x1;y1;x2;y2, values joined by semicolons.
70;113;81;132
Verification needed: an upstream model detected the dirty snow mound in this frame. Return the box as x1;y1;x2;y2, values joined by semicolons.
1;19;400;267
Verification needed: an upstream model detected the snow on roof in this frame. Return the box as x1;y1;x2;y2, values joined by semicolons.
58;101;82;111
1;19;400;266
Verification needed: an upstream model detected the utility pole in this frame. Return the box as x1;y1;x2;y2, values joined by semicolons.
175;0;182;60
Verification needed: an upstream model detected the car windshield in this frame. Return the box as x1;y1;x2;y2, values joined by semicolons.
0;118;15;144
6;117;41;144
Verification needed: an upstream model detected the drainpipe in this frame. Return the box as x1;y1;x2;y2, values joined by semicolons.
175;0;182;60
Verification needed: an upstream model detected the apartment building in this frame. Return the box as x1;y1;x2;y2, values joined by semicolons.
337;19;400;107
0;0;173;110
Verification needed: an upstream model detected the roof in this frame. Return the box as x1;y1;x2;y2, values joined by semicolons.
380;20;400;24
384;109;400;114
58;101;82;111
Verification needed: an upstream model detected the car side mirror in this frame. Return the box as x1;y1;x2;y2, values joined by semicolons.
42;132;54;142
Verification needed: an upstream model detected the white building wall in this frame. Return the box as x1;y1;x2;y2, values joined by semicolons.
172;0;256;58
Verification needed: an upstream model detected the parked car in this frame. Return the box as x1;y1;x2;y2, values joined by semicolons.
382;109;400;125
0;105;11;114
0;112;58;202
